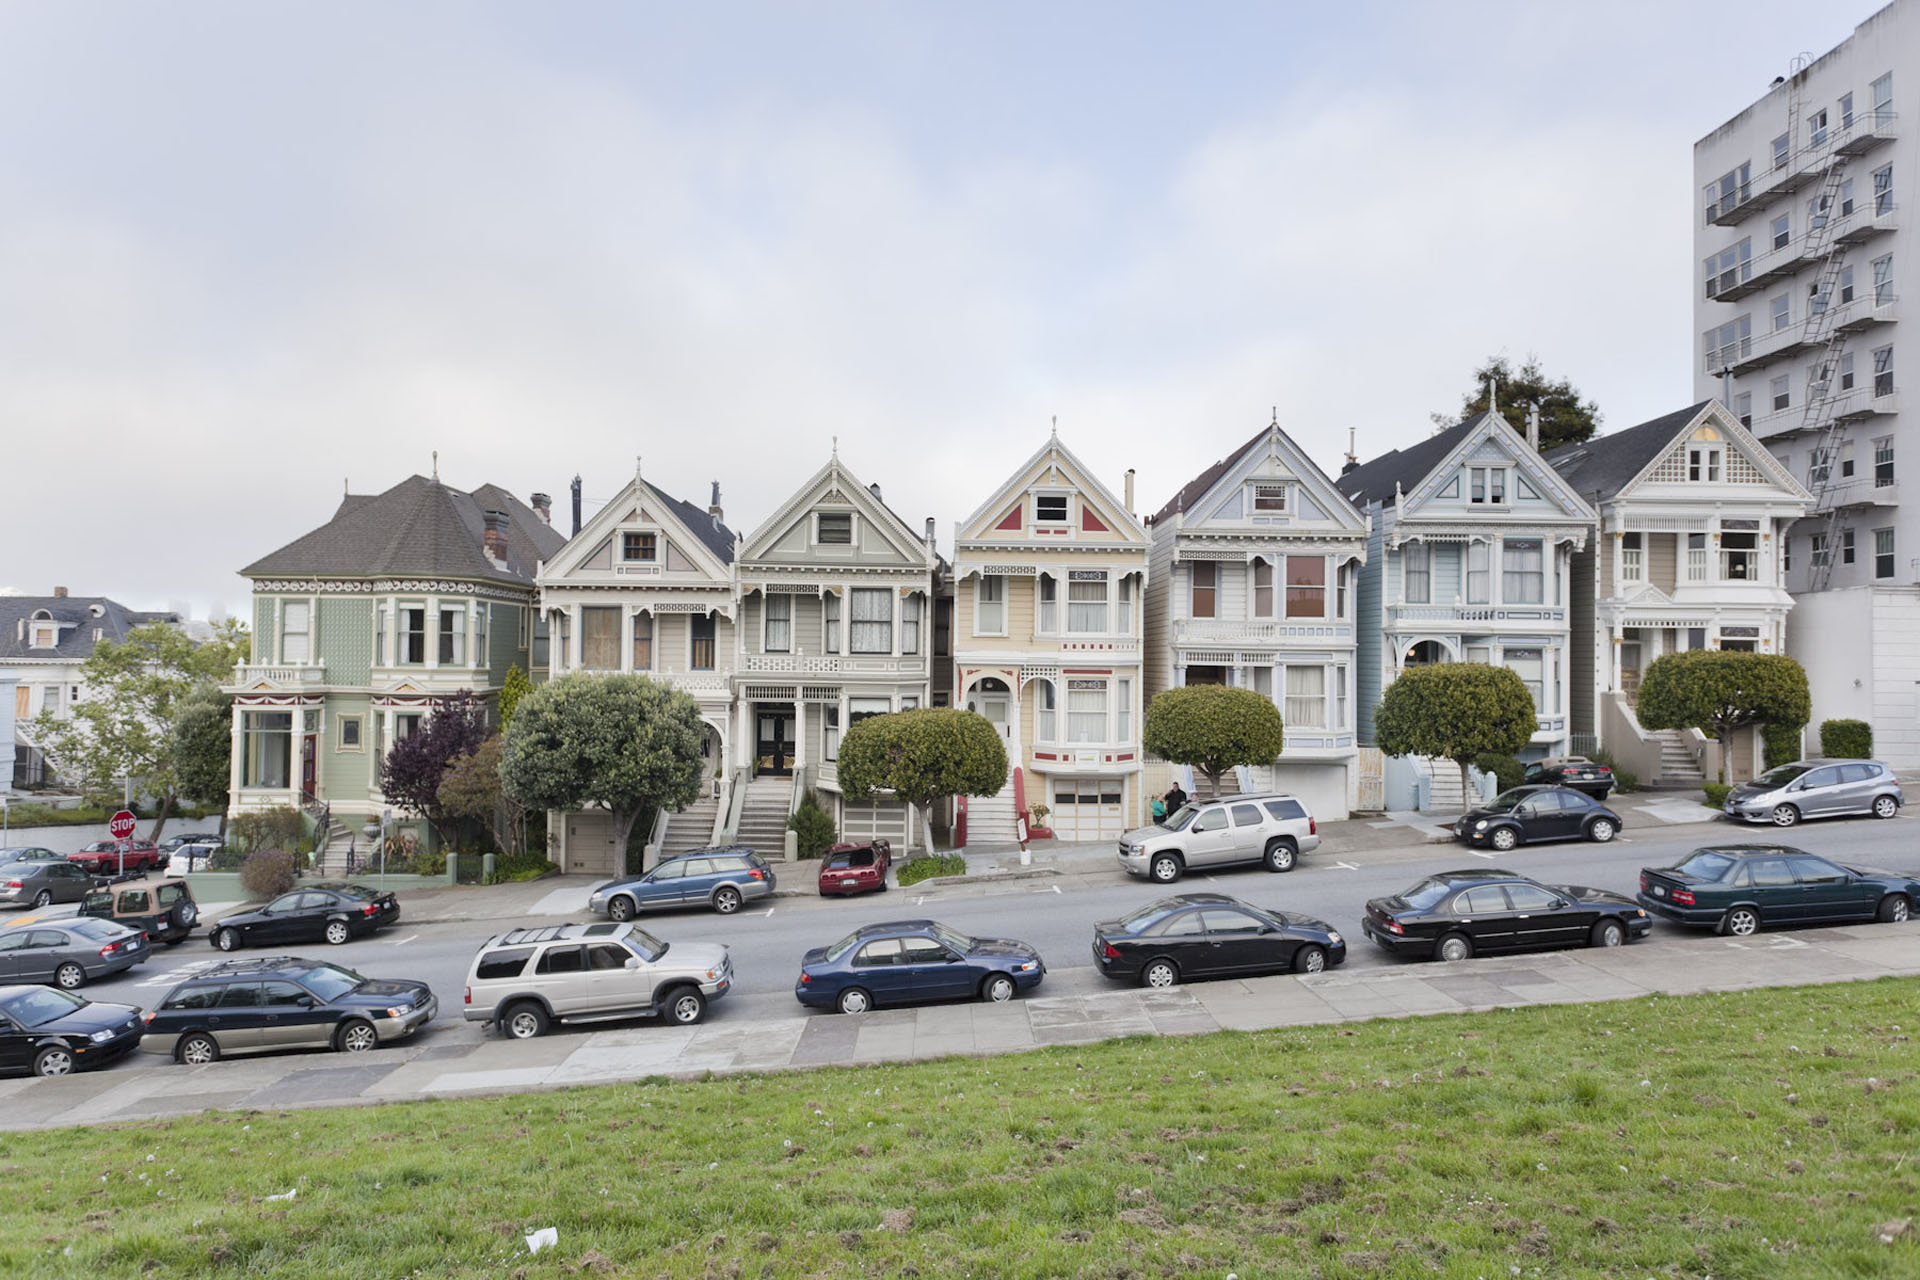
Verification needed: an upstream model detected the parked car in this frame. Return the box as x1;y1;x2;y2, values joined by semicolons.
1116;793;1320;883
77;878;199;945
142;956;437;1063
1362;869;1652;962
795;919;1045;1014
463;922;731;1037
1521;756;1615;801
1092;893;1344;987
68;840;165;876
166;837;225;872
818;841;891;896
586;848;777;919
1;858;99;909
1454;786;1623;850
0;847;61;869
0;918;149;989
0;985;145;1077
1637;845;1919;935
156;832;223;852
209;883;400;951
1720;760;1904;827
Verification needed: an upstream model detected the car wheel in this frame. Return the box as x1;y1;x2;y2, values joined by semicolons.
1489;826;1519;852
1770;803;1800;827
54;962;85;990
214;928;240;952
665;987;707;1025
1877;894;1911;924
1872;794;1900;820
324;920;352;946
178;1032;220;1065
878;877;889;892
1142;958;1179;989
836;987;872;1015
608;895;636;922
1587;817;1618;843
713;886;743;914
1264;839;1297;873
503;1002;548;1040
1590;918;1626;948
982;974;1016;1003
32;889;53;908
1722;906;1761;937
1149;853;1182;884
1437;933;1473;963
336;1019;378;1053
32;1044;76;1077
1293;944;1327;974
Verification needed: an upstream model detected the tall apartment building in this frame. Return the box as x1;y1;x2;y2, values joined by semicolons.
1693;0;1920;765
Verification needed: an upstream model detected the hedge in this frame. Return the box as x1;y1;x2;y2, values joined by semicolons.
1820;719;1873;760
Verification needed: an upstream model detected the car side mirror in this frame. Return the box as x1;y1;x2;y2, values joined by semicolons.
293;995;316;1008
1515;806;1533;819
625;957;640;969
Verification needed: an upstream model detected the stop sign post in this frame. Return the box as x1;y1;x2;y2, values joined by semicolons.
108;809;137;876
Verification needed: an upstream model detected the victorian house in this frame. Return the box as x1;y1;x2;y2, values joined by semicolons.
228;476;562;837
952;432;1150;842
1546;400;1810;784
1144;418;1370;818
1339;412;1597;806
538;466;738;875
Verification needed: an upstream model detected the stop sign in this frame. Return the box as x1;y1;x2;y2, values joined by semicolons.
107;809;138;841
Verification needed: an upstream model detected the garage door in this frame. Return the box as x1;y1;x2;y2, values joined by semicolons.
564;812;619;877
1049;778;1127;842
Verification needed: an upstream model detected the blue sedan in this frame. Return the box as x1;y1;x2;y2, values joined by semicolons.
794;920;1045;1014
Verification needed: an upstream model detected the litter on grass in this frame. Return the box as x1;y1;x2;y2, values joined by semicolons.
526;1227;559;1254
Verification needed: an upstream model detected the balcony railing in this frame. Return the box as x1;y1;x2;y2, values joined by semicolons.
1388;604;1567;625
1815;475;1900;512
740;653;927;676
1172;619;1354;645
234;662;326;686
1706;110;1899;227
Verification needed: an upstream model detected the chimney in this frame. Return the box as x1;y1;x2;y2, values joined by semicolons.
53;585;68;598
1526;404;1540;451
708;481;723;521
530;492;553;524
869;482;883;502
483;510;511;565
570;475;583;536
924;516;936;547
1124;468;1136;515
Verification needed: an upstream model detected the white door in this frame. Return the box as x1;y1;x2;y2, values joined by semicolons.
971;693;1012;745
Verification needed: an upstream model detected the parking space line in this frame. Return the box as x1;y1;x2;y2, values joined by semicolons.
390;933;419;946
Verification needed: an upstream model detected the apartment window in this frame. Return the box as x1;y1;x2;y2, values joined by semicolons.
241;711;292;789
1875;437;1895;485
1770;212;1790;250
1466;542;1490;604
823;707;840;761
1688;445;1723;482
1808;446;1832;487
1869;346;1894;398
824;591;839;653
1841;92;1855;130
1251;482;1287;512
1771;375;1790;412
1811;532;1831;568
850;588;892;654
1190;561;1217;618
1705;162;1750;219
1068;570;1109;633
1733;391;1752;427
579;606;618;669
1808;108;1828;148
1769;293;1790;332
1872;73;1893;126
631;613;652;669
902;595;921;655
1809;193;1830;232
1037;575;1057;633
1771;133;1790;170
1067;679;1107;743
1034;493;1068;523
1842;528;1857;565
1686;533;1709;581
1872;255;1893;305
338;716;361;750
400;607;427;664
39;685;59;714
1117;677;1132;743
1721;528;1759;580
1502;539;1543;604
1403;542;1430;603
281;601;309;664
817;512;853;545
689;614;715;670
1841;439;1856;477
763;594;791;653
1284;665;1326;729
1033;680;1056;743
1875;528;1896;579
975;575;1005;634
622;532;656;562
1839;264;1855;305
1808;359;1833;402
1703;314;1752;371
1117;576;1134;633
1285;556;1326;618
1840;351;1857;392
1811;277;1831;317
1469;466;1506;506
1840;179;1857;219
1705;239;1751;297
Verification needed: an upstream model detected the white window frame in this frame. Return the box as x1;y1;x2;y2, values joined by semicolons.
1252;557;1274;617
1189;560;1217;618
814;510;855;547
1067;570;1109;634
1283;555;1327;619
1066;679;1107;744
399;605;428;665
1621;532;1645;583
823;590;840;654
1403;542;1430;604
1033;492;1070;525
974;575;1006;636
1249;481;1288;513
1117;575;1134;634
281;600;310;664
338;715;363;751
849;588;892;654
1466;542;1490;604
1688;445;1723;483
902;594;922;655
1283;665;1326;729
1874;527;1895;579
1033;680;1057;744
620;529;659;563
1501;539;1544;604
763;593;792;653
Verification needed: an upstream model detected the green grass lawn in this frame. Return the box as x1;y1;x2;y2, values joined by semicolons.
3;978;1917;1279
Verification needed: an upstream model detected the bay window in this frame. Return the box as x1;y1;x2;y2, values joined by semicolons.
1621;532;1644;582
1117;576;1133;634
400;607;427;664
1506;649;1544;712
1284;666;1326;729
1067;680;1107;743
902;595;922;654
1190;561;1216;618
241;711;292;789
1720;522;1759;580
1403;543;1430;603
632;613;652;669
824;591;840;653
824;707;840;760
1033;680;1056;743
1687;533;1709;581
975;575;1005;634
1253;558;1274;616
764;594;792;653
1068;571;1108;633
1466;543;1490;604
580;606;619;669
374;603;388;666
439;606;466;665
1501;539;1543;604
851;589;892;654
1037;575;1057;633
1117;678;1132;742
690;614;715;669
1284;556;1325;618
281;602;310;663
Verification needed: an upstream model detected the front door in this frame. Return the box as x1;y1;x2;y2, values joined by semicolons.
756;712;795;777
301;735;317;801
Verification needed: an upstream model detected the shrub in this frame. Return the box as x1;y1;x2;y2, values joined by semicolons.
1027;802;1050;831
208;846;246;871
1820;719;1873;760
231;807;305;854
1588;747;1638;794
1764;722;1804;769
788;790;837;860
489;851;556;884
896;853;966;887
1472;754;1524;793
239;849;297;899
1702;782;1733;810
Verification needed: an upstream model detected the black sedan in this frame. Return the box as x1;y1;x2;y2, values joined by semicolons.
0;984;144;1077
1521;756;1615;801
794;920;1045;1014
1638;845;1919;936
1362;870;1651;962
1455;785;1622;850
210;882;400;951
1092;893;1346;988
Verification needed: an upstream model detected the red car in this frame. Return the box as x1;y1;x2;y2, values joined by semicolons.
817;841;891;896
69;841;164;876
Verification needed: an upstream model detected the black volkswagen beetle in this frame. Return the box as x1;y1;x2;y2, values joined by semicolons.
1455;785;1622;850
1092;893;1345;988
210;882;400;951
0;984;144;1077
1362;869;1651;962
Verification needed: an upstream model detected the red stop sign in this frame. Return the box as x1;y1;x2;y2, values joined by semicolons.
107;810;138;841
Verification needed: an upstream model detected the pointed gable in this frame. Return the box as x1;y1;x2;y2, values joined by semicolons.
741;454;935;571
1154;420;1367;535
955;433;1148;548
542;472;736;584
1342;412;1595;525
1545;400;1809;501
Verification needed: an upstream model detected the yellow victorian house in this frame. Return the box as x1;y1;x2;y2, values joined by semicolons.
952;431;1149;843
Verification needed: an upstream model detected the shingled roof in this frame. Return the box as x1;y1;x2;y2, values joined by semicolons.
0;595;181;662
640;480;736;564
1543;401;1715;501
241;476;568;584
1150;424;1272;524
1335;413;1509;510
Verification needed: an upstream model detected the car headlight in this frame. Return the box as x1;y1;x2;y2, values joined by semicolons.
1474;820;1488;831
1326;932;1342;945
89;1029;115;1043
1014;960;1038;972
706;969;720;981
589;892;606;904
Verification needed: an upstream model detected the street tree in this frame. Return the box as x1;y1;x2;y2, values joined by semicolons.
1374;663;1538;797
1443;354;1601;451
836;707;1008;854
171;684;235;838
1635;650;1810;784
379;691;492;846
438;735;524;856
30;620;248;840
1141;685;1287;796
499;674;705;873
498;664;532;730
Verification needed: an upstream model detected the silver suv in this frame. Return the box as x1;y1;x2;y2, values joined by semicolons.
1723;759;1905;827
1118;793;1321;883
462;922;731;1039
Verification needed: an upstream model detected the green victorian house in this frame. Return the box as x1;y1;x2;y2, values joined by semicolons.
226;476;565;844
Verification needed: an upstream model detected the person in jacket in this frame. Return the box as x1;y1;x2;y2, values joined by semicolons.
1164;783;1189;815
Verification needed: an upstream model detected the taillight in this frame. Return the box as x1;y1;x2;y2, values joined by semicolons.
1671;889;1695;906
1101;942;1122;959
1308;817;1318;836
362;903;380;916
1384;918;1404;935
463;986;471;1005
2;880;19;890
798;972;811;984
100;944;118;958
1639;873;1649;891
749;869;766;881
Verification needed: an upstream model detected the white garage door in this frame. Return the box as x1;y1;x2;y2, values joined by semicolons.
1049;778;1127;842
564;812;618;877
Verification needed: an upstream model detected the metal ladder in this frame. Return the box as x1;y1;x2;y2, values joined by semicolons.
1796;152;1856;592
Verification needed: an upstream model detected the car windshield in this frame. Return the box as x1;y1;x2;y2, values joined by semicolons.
293;963;369;1002
1399;878;1457;911
1486;790;1529;812
929;923;973;953
1754;764;1811;787
0;986;87;1028
1118;901;1182;932
1161;805;1199;832
1671;851;1739;882
624;929;666;962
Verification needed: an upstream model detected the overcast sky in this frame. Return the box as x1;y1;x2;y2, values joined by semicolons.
0;1;1870;619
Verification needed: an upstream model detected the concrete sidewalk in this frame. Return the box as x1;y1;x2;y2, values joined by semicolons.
8;919;1916;1132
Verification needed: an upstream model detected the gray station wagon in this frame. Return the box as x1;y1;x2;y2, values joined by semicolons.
1117;793;1321;883
1723;760;1904;827
587;847;777;918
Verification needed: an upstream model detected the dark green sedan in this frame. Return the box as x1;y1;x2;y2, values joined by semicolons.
1638;844;1919;936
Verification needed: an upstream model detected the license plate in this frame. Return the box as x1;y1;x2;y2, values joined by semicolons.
1652;886;1666;897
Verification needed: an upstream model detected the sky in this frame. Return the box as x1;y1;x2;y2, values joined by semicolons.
0;0;1875;619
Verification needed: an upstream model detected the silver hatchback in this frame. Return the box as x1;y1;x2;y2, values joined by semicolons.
1723;759;1905;827
1118;793;1321;883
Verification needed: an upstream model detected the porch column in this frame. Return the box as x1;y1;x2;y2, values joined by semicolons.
735;698;752;772
794;699;808;770
228;702;246;800
569;604;583;670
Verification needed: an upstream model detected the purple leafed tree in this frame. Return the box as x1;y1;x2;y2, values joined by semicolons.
379;691;492;839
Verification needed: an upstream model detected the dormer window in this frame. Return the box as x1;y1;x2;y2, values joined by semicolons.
621;532;657;562
1034;494;1069;523
28;611;56;648
817;512;853;545
1469;467;1507;506
1251;483;1288;512
1688;447;1723;482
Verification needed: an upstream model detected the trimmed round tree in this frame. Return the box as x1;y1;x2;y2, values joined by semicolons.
836;707;1008;854
1635;650;1810;784
1141;684;1286;796
500;674;706;873
1373;663;1537;800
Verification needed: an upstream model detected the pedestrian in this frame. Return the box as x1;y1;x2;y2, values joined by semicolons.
1164;782;1188;815
1151;796;1167;823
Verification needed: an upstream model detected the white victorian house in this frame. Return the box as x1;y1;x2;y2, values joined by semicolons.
1144;418;1370;818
